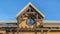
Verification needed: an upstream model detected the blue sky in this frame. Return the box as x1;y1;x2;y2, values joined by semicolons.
0;0;60;21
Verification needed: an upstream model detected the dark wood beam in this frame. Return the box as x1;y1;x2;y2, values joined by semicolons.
34;23;37;34
16;17;20;34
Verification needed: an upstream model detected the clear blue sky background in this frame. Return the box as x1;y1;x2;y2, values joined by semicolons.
0;0;60;21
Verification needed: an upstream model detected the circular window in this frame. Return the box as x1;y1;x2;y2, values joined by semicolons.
26;17;35;26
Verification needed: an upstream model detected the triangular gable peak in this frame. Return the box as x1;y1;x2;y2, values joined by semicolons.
16;2;45;18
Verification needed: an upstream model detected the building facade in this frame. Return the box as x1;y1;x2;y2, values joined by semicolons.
0;2;60;34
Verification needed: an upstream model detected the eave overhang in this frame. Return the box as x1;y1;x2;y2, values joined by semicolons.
43;20;60;27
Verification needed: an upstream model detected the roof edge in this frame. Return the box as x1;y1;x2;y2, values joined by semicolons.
43;20;60;23
16;2;45;18
0;20;17;23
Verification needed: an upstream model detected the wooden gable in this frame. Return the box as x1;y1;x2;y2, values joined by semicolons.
16;2;45;29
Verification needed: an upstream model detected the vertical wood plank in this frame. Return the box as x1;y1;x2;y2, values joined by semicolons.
41;28;43;34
